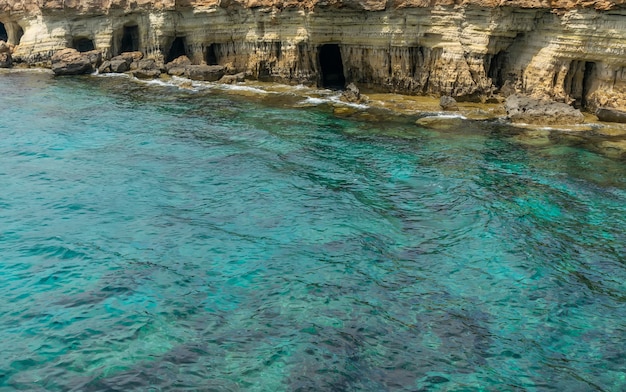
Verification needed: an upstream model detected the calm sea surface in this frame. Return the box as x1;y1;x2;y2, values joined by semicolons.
1;71;625;391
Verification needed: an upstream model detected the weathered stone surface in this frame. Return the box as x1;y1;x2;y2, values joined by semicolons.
51;48;100;75
132;68;162;79
440;96;458;111
596;107;626;124
165;56;192;70
187;65;226;81
131;59;162;78
109;59;130;73
98;60;111;73
505;94;585;125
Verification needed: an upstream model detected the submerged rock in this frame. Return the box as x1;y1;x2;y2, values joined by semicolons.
51;48;101;75
416;115;464;130
505;94;584;125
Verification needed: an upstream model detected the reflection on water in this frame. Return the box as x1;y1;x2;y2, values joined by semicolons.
0;72;625;391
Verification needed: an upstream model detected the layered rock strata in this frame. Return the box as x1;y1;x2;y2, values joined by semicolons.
1;0;626;112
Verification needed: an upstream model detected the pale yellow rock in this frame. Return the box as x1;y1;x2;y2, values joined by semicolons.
0;0;625;114
416;115;465;130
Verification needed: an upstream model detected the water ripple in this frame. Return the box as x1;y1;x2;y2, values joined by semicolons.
0;72;625;391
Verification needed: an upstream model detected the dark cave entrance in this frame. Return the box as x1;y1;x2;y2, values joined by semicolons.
120;25;139;53
74;37;95;52
205;43;219;65
487;50;507;90
0;23;7;42
319;44;345;89
564;60;597;109
166;37;187;63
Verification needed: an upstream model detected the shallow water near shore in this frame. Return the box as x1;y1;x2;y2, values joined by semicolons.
1;71;626;391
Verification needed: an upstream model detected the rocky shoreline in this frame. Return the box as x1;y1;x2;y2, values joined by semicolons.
2;0;626;157
4;63;626;159
1;1;626;111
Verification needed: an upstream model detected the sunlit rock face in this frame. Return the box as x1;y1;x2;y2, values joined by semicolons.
1;0;626;110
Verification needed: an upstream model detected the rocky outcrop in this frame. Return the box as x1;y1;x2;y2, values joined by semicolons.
505;94;585;125
1;0;626;113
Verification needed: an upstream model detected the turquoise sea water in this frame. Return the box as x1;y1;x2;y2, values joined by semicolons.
0;71;625;391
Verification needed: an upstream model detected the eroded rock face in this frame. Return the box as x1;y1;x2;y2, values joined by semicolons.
1;0;626;113
505;94;585;125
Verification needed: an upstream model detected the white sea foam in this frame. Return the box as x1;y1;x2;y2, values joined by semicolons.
301;97;330;105
95;72;131;79
434;113;467;119
328;94;369;109
215;83;269;94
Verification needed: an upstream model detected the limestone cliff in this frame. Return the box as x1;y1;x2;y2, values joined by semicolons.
1;0;626;111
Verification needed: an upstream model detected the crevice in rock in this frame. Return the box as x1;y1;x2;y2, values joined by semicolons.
73;37;95;52
258;60;271;80
205;43;219;65
0;23;7;42
564;60;597;109
167;36;187;63
319;44;345;89
120;25;139;53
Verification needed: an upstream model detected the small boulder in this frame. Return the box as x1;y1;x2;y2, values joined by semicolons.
340;83;368;104
131;59;162;79
439;95;458;111
109;59;130;73
165;56;193;77
187;65;226;81
596;107;626;124
51;48;100;76
133;69;161;79
167;66;187;77
505;94;584;125
165;56;191;70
